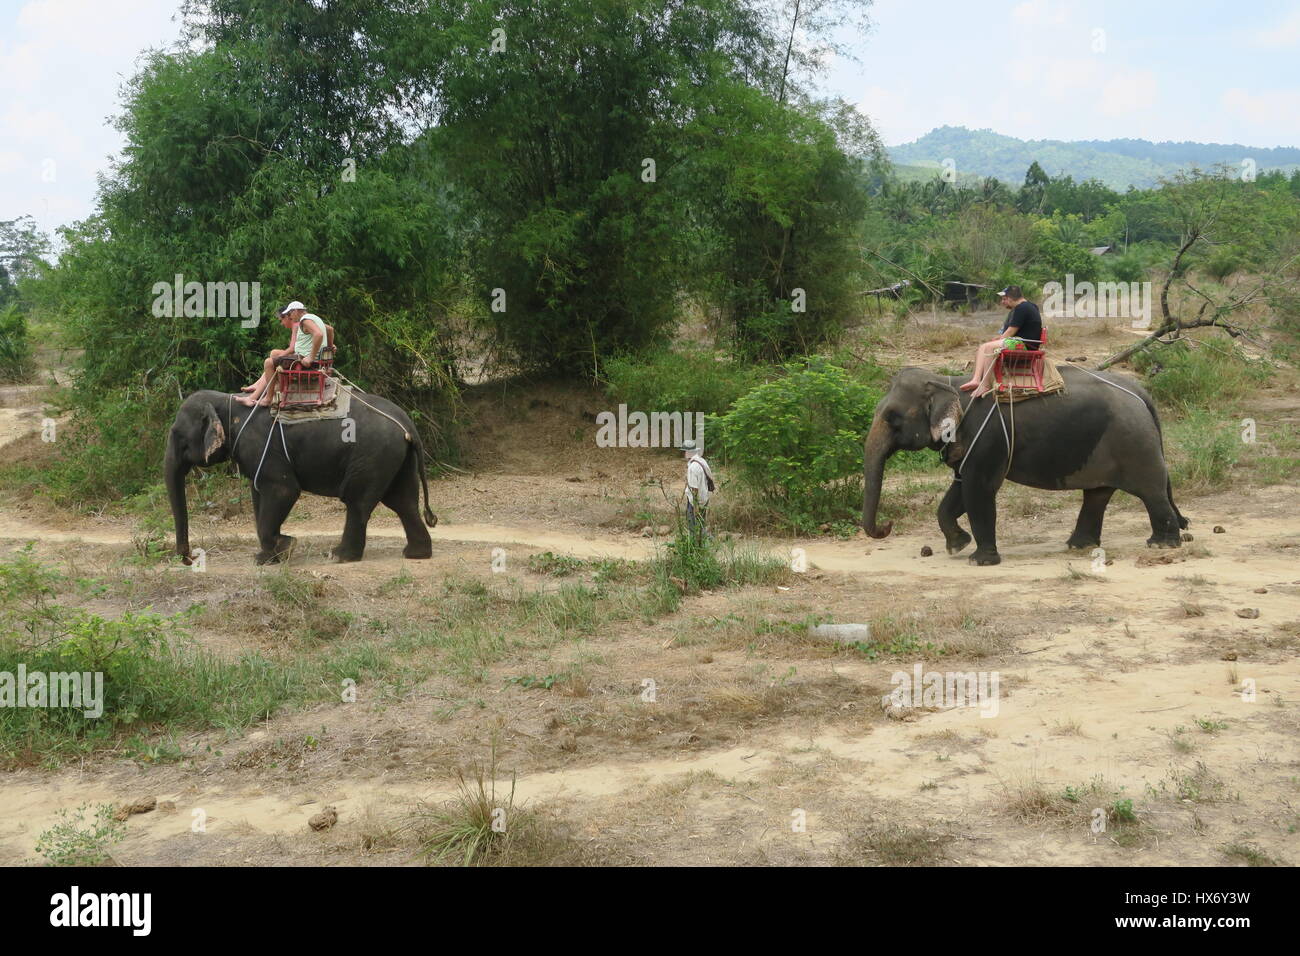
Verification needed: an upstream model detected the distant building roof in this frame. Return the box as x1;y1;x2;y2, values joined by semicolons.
1089;245;1113;255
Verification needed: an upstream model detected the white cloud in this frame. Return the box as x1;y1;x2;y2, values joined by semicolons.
1098;69;1158;116
1221;87;1300;138
1251;9;1300;47
0;0;182;238
1011;0;1071;28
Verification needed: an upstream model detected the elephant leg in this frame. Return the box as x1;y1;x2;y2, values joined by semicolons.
961;473;1003;566
383;462;432;559
333;500;377;562
1137;485;1182;548
254;486;300;564
1067;487;1116;550
938;479;971;554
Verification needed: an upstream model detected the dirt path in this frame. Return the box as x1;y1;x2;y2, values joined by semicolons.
2;484;1297;866
2;336;1298;866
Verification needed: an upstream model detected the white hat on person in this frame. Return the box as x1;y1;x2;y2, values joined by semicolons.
278;300;307;316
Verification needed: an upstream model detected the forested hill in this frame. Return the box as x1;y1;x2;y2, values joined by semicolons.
890;126;1300;189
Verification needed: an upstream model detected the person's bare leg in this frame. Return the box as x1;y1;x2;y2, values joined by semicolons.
240;350;290;395
961;340;1000;391
969;342;1002;398
236;356;278;406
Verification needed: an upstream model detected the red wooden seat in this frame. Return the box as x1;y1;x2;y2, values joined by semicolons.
993;328;1046;393
277;346;337;408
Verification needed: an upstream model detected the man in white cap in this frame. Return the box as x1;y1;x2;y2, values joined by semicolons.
236;301;333;407
681;438;715;542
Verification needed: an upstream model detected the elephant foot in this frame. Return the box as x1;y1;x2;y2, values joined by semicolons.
331;544;364;563
1146;536;1182;549
403;542;433;559
968;549;1001;566
254;535;296;565
1065;535;1100;551
945;530;972;555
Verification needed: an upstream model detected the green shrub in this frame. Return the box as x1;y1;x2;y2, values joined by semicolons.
34;804;126;866
0;548;385;764
1165;409;1240;492
1103;252;1148;284
1132;340;1269;413
712;358;879;530
602;348;767;418
648;517;789;608
0;303;32;383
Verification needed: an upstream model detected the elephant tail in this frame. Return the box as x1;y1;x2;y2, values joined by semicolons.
412;432;438;528
1143;389;1189;530
1167;475;1188;530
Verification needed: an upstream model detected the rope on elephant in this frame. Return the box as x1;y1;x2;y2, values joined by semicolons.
278;418;292;466
341;386;412;441
957;399;1004;477
1071;365;1148;405
227;393;264;479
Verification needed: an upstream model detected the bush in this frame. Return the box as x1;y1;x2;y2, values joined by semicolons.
1165;410;1240;492
0;547;386;764
712;358;879;530
0;303;32;383
1104;252;1148;284
1132;340;1269;413
602;347;768;418
648;517;790;610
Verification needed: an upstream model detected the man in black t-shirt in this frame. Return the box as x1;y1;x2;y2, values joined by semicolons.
960;286;1043;398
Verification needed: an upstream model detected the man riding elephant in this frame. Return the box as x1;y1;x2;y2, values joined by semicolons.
237;301;334;408
862;365;1187;566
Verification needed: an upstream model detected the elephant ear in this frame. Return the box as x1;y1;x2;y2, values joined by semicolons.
202;403;226;464
925;384;962;445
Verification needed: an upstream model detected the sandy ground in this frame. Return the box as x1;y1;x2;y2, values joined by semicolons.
1;316;1297;867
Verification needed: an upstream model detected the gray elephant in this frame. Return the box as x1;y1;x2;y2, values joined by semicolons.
862;366;1187;565
165;389;437;564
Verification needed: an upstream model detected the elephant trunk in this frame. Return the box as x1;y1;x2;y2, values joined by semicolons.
164;431;193;563
862;414;895;539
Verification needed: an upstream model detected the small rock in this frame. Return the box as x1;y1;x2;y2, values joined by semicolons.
157;800;177;814
558;733;577;753
1213;526;1226;534
1065;355;1088;363
639;525;653;537
309;806;339;831
920;546;933;557
1221;651;1238;661
1235;608;1260;620
819;523;831;533
809;623;870;643
1181;532;1194;542
114;796;157;821
565;476;582;483
1253;587;1268;594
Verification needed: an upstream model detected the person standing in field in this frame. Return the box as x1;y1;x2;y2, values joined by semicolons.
681;438;715;542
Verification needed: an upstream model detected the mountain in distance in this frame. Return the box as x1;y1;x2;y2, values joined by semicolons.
889;125;1300;190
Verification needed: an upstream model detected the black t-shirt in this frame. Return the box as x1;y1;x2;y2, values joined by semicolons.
1001;300;1043;347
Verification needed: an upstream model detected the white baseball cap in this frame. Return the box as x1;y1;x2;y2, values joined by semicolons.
278;300;306;316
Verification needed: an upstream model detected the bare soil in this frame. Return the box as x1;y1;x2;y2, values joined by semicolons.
1;314;1297;867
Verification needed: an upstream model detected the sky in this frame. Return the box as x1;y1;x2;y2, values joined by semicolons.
2;0;1299;238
